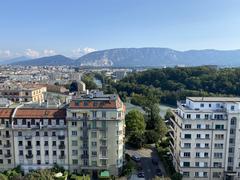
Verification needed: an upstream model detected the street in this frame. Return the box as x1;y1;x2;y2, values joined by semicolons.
126;146;166;180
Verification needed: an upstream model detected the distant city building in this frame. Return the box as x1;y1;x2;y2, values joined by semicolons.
0;84;46;103
169;97;240;180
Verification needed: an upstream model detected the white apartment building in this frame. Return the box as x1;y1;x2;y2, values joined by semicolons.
170;97;240;180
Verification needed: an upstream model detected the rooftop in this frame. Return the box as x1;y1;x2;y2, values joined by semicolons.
187;97;240;102
14;108;66;118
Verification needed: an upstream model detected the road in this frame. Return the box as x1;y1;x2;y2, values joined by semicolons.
126;146;166;180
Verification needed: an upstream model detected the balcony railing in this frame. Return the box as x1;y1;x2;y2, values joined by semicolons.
3;134;11;138
4;143;11;148
81;154;89;159
59;155;65;159
25;136;32;140
25;145;32;149
58;135;65;140
26;154;33;159
4;154;11;158
58;144;65;149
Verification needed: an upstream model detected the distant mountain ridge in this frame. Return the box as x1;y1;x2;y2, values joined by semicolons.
9;48;240;67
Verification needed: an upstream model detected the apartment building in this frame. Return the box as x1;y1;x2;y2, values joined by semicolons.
67;92;125;176
169;97;240;180
0;91;125;176
12;108;68;172
0;84;46;103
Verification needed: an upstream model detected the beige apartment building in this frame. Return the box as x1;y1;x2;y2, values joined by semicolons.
169;97;240;180
67;92;125;176
0;84;46;103
0;91;125;176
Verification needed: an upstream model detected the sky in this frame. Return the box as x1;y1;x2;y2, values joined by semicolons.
0;0;240;59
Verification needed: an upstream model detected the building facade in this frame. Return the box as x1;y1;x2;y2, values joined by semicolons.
169;97;240;180
0;92;125;176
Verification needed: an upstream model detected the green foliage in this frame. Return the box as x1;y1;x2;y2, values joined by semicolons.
171;173;183;180
81;74;98;90
24;169;54;180
0;174;7;180
125;110;146;135
122;161;134;176
70;174;90;180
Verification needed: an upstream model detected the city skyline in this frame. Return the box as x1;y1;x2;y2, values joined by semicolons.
1;0;240;59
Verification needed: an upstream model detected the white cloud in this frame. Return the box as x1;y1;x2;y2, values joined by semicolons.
43;49;56;56
24;49;40;58
72;47;96;57
0;50;11;58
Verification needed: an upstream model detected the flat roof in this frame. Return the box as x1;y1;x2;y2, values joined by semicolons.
187;97;240;102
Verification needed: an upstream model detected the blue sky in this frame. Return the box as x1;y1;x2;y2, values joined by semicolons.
0;0;240;59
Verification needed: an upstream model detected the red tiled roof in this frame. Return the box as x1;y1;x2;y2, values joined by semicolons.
69;99;124;109
15;108;66;119
0;108;14;118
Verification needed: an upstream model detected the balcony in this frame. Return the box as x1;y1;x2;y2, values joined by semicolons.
26;154;33;159
59;155;65;159
81;154;89;159
58;144;65;149
4;154;11;158
3;134;11;138
58;135;65;140
25;145;32;149
4;143;11;148
25;136;32;140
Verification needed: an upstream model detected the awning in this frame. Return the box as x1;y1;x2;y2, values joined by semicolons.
100;171;110;178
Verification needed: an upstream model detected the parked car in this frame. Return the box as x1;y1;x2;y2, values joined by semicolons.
137;171;145;178
131;155;141;162
156;168;163;176
152;158;158;165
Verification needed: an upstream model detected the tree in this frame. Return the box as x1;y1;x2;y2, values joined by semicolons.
125;110;146;148
24;169;54;180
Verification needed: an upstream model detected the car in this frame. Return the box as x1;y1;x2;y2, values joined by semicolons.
131;155;141;162
156;168;163;176
152;158;158;165
137;171;145;178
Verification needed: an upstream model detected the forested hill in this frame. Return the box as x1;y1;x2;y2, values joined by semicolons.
112;67;240;106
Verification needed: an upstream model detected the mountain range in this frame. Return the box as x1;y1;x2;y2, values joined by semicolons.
6;48;240;67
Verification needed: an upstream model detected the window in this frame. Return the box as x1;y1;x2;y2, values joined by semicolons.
8;159;11;164
72;150;78;156
231;105;235;111
214;143;223;149
205;134;210;139
184;143;191;148
196;114;200;119
18;141;23;146
182;172;190;177
36;141;40;146
196;134;201;139
196;143;200;148
83;101;88;106
72;140;78;146
19;150;23;156
209;104;211;107
92;121;97;128
183;152;190;157
18;131;22;136
91;131;97;138
205;143;209;148
203;172;208;177
204;152;209;157
52;131;56;136
92;161;97;166
200;103;204;107
37;150;40;156
36;131;40;136
0;159;3;164
37;160;41;165
72;112;76;117
44;141;48;146
206;124;210;129
45;150;49;156
92;151;97;157
53;151;57;156
101;159;107;166
184;134;191;139
184;124;191;129
196;152;200;157
44;132;48;136
215;125;224;130
214;162;222;168
229;147;234;153
231;118;236;125
213;172;221;178
72;159;78;164
215;134;224;140
183;162;190;167
52;141;56;146
91;142;97;147
72;131;77;136
230;129;235;134
92;111;97;118
195;172;199;177
195;162;199;167
197;124;201;129
186;114;191;119
102;111;106;118
229;138;235;143
204;114;209;119
214;153;223;158
72;122;77;126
